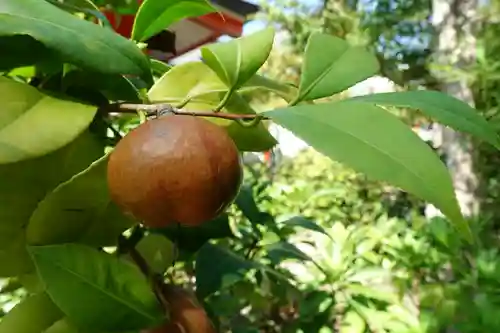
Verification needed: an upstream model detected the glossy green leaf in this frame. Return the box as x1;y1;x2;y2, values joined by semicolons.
26;155;135;247
346;90;500;148
279;216;330;238
0;0;151;78
0;292;63;333
296;33;379;102
196;243;254;299
156;214;233;253
29;243;164;331
201;27;275;89
0;76;97;164
264;102;471;241
132;0;216;42
0;131;104;277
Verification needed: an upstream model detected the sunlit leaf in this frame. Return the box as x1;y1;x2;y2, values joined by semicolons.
264;101;471;241
0;76;97;164
346;90;500;149
201;27;275;89
296;33;379;102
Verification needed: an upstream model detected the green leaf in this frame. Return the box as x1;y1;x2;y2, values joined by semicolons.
0;292;63;333
0;0;151;79
279;216;330;238
148;61;228;105
196;243;254;299
29;243;164;331
296;33;379;102
155;214;234;253
26;155;135;247
0;35;60;71
150;59;172;77
62;70;141;102
132;233;176;274
224;94;277;152
346;90;500;148
234;185;264;224
132;0;216;42
0;131;104;277
264;101;471;241
148;61;293;104
244;74;297;102
346;284;398;304
148;62;277;151
265;242;311;264
201;27;275;89
43;319;80;333
0;76;97;164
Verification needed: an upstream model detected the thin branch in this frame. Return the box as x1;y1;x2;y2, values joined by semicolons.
103;102;270;121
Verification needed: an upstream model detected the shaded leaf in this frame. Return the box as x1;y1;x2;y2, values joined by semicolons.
0;292;63;333
201;27;275;89
132;0;216;42
150;59;172;77
279;216;330;238
62;70;141;102
0;131;104;277
29;243;164;331
224;94;277;152
235;185;264;224
155;214;233;253
0;0;151;78
26;155;135;247
196;243;254;299
297;33;379;102
0;76;97;164
265;242;311;264
346;90;500;149
0;35;60;71
133;233;176;274
264;101;471;241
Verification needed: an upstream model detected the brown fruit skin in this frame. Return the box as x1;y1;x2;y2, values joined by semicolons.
142;285;216;333
107;114;242;228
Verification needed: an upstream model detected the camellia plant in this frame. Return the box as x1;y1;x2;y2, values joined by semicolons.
0;0;499;332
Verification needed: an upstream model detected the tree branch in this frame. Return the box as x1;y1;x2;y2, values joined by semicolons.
103;102;270;122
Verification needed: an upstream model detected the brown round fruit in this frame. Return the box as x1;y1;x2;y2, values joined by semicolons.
142;285;216;333
107;114;242;228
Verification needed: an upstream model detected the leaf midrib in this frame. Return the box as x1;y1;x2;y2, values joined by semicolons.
36;254;158;321
0;12;141;71
299;45;349;99
271;109;448;206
